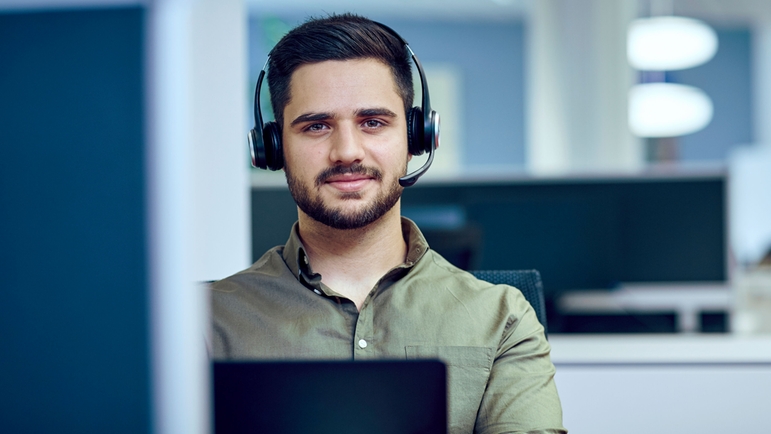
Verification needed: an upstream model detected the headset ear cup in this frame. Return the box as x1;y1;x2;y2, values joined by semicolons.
426;110;440;152
407;107;424;156
249;128;267;169
262;121;284;170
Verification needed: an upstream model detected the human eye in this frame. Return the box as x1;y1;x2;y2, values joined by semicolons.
303;123;328;133
362;119;385;130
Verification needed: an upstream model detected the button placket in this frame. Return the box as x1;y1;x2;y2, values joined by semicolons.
353;296;375;358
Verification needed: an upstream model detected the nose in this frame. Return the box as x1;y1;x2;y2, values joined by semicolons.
329;122;365;165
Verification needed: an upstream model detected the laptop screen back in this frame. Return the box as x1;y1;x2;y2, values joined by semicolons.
213;359;447;434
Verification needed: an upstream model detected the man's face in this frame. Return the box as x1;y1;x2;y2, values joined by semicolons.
282;58;409;230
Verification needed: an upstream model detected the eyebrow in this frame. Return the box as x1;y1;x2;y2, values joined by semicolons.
356;107;398;118
289;107;399;128
290;112;333;127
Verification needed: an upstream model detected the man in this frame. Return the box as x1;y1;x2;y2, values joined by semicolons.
211;13;566;434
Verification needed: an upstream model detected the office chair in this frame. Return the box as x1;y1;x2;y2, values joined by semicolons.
470;270;548;336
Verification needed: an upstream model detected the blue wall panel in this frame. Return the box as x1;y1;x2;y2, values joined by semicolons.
672;28;754;162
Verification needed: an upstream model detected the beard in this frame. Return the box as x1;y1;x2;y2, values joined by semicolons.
286;162;405;230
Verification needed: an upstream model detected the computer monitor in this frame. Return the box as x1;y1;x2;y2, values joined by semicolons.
400;172;728;294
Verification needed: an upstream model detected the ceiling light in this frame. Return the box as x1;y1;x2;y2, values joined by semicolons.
628;82;713;137
628;16;718;71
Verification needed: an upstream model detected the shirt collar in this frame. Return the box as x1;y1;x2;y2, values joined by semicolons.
401;217;430;267
282;222;318;286
282;217;430;286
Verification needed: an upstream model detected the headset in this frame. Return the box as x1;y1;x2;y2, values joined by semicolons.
247;22;440;188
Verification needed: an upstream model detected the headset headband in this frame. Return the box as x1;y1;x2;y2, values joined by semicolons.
249;20;439;187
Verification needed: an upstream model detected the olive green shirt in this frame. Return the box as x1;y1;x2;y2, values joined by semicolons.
210;218;566;434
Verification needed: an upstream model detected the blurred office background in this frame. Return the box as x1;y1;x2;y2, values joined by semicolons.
2;0;770;433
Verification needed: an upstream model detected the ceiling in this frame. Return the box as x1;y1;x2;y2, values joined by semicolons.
2;0;770;24
246;0;771;24
674;0;771;24
245;0;533;21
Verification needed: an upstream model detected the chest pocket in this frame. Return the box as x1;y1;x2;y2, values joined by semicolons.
405;346;494;434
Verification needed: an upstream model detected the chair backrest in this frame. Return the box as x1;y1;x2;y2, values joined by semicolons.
470;270;548;335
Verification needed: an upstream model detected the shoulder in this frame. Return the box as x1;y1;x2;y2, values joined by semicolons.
413;250;506;293
411;250;531;312
208;246;297;358
210;246;287;296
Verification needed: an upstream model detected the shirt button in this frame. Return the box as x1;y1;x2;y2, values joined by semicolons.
358;339;368;349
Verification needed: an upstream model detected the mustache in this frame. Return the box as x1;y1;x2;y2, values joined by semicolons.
315;163;383;187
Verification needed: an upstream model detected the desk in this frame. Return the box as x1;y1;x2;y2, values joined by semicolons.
549;334;771;434
558;283;732;332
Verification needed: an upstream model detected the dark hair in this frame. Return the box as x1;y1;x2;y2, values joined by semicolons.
266;13;414;128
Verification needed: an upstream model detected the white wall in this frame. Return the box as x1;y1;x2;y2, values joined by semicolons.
527;0;643;174
753;22;771;145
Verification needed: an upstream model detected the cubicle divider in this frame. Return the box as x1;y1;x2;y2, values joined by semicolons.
1;7;150;432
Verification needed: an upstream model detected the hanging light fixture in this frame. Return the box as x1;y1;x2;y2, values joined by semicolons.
628;16;718;71
626;9;718;139
629;82;713;137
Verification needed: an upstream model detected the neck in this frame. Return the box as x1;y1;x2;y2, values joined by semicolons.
297;203;407;309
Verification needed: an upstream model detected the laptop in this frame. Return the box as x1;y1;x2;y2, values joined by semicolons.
213;359;447;434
